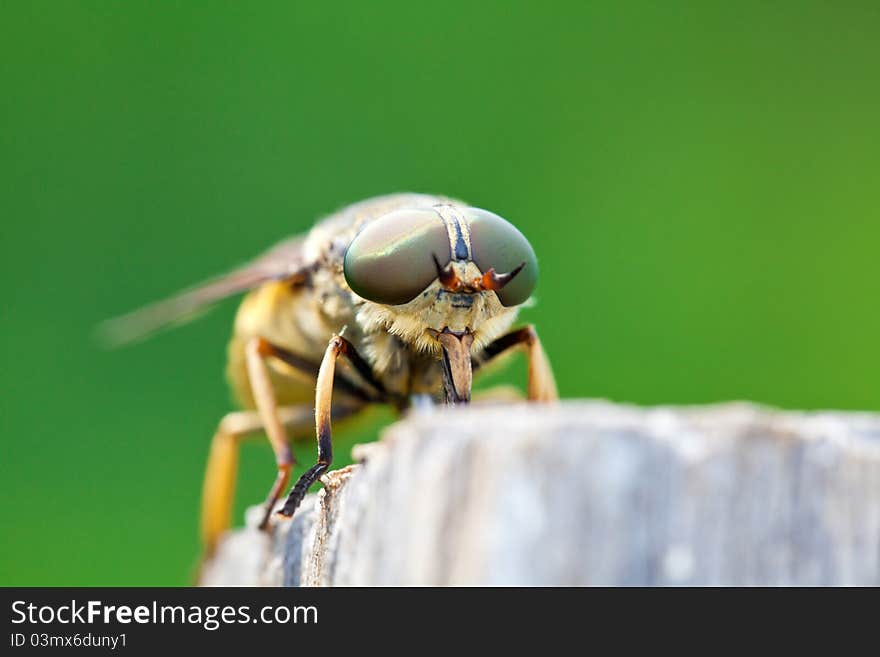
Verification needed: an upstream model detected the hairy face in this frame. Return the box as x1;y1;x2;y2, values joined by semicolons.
354;260;519;358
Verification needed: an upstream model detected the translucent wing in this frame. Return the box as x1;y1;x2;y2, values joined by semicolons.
98;236;308;347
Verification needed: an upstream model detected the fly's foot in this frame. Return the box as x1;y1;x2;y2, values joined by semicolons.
278;463;329;518
257;500;278;532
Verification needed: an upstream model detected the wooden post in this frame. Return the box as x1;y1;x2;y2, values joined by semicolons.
200;401;880;586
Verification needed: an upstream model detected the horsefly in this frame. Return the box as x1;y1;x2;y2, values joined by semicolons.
102;193;558;556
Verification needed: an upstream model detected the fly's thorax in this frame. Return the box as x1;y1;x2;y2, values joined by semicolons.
303;193;462;265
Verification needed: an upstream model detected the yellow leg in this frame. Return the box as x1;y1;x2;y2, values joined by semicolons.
478;325;559;402
278;335;380;518
204;335;373;555
524;328;558;402
245;337;300;532
200;405;316;556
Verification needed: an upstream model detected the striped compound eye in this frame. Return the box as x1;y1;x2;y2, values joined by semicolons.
465;208;538;307
344;208;451;305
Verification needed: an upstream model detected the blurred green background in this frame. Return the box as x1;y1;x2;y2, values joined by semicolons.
2;2;878;585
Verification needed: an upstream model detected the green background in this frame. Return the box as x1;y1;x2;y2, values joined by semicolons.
2;2;878;585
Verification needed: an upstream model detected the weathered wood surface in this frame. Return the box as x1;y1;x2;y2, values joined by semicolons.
200;401;880;586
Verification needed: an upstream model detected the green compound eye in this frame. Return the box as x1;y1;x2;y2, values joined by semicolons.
344;208;451;305
466;208;538;307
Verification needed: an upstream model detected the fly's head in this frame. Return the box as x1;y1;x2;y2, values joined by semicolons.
342;204;538;400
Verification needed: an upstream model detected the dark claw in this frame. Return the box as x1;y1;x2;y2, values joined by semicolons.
279;463;329;517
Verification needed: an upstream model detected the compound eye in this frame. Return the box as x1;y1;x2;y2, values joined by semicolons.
466;208;538;307
344;208;451;305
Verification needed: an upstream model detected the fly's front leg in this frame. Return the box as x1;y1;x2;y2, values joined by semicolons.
478;325;558;401
278;335;380;518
